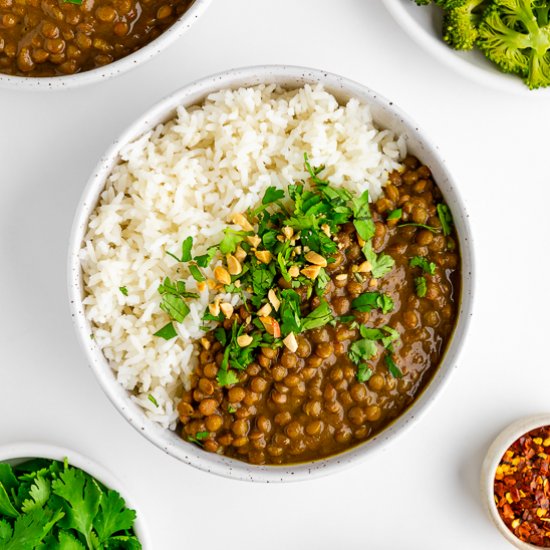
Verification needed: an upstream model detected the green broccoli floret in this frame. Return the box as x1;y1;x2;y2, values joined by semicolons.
441;0;490;50
477;0;550;89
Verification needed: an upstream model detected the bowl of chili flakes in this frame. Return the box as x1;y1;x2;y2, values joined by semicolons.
482;415;550;549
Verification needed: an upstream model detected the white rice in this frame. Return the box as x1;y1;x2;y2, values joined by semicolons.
80;84;407;429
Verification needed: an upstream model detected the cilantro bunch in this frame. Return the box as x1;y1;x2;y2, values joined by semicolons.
0;458;140;549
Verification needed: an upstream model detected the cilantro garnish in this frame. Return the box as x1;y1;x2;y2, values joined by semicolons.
153;322;178;340
362;241;395;279
351;189;376;241
158;277;198;324
187;432;210;446
167;236;194;263
409;256;436;275
119;286;128;296
351;292;394;314
148;394;159;407
398;222;439;232
436;204;453;236
414;276;427;298
387;208;402;221
0;459;140;549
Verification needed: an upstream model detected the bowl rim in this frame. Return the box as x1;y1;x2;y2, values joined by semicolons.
0;441;151;547
0;0;212;91
382;0;549;97
67;63;476;482
481;414;550;550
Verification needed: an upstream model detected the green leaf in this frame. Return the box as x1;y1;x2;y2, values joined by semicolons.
415;276;427;298
0;519;12;544
351;292;394;314
352;190;376;241
385;354;403;378
57;530;86;550
194;246;218;268
0;481;19;518
398;222;438;232
104;535;142;549
52;468;101;548
349;339;377;364
0;464;18;496
387;208;402;221
148;394;159;407
188;264;205;282
409;256;436;275
94;490;136;543
301;300;333;331
217;369;239;387
279;289;302;335
118;287;128;296
181;236;193;262
356;364;373;383
437;203;453;236
159;294;190;323
153;322;177;340
1;508;63;550
21;476;50;513
262;187;285;205
62;0;82;4
219;229;248;254
362;241;395;279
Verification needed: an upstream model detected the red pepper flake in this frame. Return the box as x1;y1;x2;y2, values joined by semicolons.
495;426;550;547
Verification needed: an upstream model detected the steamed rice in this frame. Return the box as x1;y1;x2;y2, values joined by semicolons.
80;84;407;429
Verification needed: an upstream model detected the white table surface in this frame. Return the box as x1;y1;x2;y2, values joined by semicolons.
1;1;549;548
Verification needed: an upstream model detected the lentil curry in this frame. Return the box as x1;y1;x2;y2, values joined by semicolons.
157;154;461;465
0;0;194;76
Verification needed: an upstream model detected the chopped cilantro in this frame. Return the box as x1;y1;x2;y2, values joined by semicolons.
387;208;402;221
414;276;427;298
118;286;128;296
187;431;210;446
385;354;403;378
356;364;373;383
409;256;436;275
351;292;394;314
301;300;334;331
148;395;159;407
167;236;194;263
153;322;178;340
217;368;239;387
194;246;218;268
228;405;237;414
362;241;395;279
219;229;249;254
351;189;376;241
398;222;439;233
437;204;453;236
188;264;205;282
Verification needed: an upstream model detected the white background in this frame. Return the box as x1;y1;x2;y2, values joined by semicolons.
1;1;549;549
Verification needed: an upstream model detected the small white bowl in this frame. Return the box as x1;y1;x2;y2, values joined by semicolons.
481;415;550;549
383;0;550;96
0;0;211;91
68;64;475;482
0;442;150;548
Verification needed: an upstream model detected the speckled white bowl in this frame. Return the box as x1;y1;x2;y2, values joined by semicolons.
68;65;475;482
0;442;150;547
0;0;211;91
481;415;550;549
383;0;550;97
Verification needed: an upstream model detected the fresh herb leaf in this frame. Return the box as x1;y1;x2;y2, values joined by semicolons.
94;490;136;544
387;208;402;221
194;246;218;268
118;287;128;296
398;222;439;233
153;322;177;340
159;294;190;324
217;368;239;387
180;237;193;262
0;482;19;518
262;187;285;205
349;338;378;364
219;229;248;255
228;405;237;414
279;289;302;335
414;276;427;298
21;476;50;513
301;300;334;331
188;432;210;445
356;364;373;383
362;241;395;279
409;256;436;275
437;204;453;236
351;292;394;314
385;354;403;378
188;264;205;282
147;395;159;408
62;0;82;4
352;190;376;241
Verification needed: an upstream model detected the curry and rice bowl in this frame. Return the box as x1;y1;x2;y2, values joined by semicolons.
80;84;461;465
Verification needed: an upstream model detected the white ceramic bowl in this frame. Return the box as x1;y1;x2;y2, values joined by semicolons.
68;64;475;482
0;0;211;91
481;415;550;549
0;442;150;547
383;0;549;96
